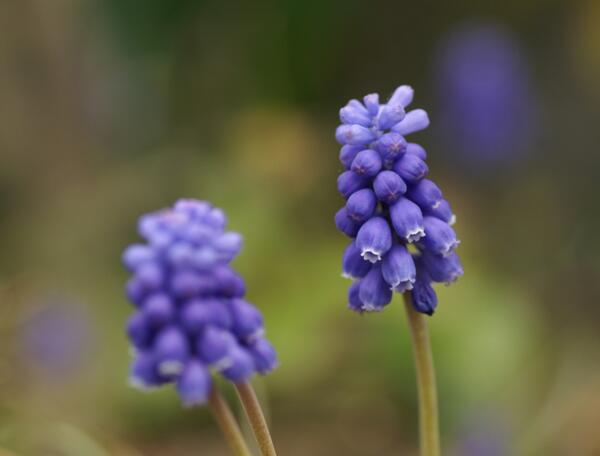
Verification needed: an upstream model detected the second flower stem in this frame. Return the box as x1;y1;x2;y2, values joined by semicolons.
403;294;441;456
235;381;277;456
208;386;252;456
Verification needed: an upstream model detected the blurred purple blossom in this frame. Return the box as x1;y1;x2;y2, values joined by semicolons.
18;296;94;380
434;23;538;169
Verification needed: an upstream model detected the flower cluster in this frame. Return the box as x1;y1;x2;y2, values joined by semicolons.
123;199;277;406
335;85;463;315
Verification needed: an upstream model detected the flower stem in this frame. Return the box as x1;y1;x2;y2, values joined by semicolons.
208;386;253;456
235;381;277;456
403;294;441;456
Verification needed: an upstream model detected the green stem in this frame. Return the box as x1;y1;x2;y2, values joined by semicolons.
403;294;441;456
235;381;277;456
208;386;253;456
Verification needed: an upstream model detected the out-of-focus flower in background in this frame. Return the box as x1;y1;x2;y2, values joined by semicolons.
433;23;538;170
16;295;95;382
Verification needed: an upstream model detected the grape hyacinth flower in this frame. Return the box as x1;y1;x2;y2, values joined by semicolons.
335;85;464;456
335;85;463;316
123;199;277;455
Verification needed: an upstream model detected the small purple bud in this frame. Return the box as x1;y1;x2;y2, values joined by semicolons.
129;352;165;389
392;154;429;182
176;361;212;407
406;179;443;210
363;93;380;116
342;242;372;279
421;216;460;256
125;277;146;307
213;266;246;298
154;326;190;377
248;338;278;374
381;245;416;292
392;109;430;135
339;145;363;169
228;299;264;342
180;298;232;335
355;217;392;263
359;264;393;312
389;197;425;242
347;281;364;313
334;207;361;237
196;327;236;367
377;103;406;130
171;270;216;298
406;143;427;160
411;278;438;315
348;99;370;115
123;244;155;271
135;263;164;290
127;312;152;350
335;124;376;146
373;171;407;205
351;149;382;177
376;132;407;165
174;199;211;218
337;171;369;199
388;85;414;108
340;104;372;126
166;242;195;268
424;199;456;226
220;346;255;383
203;208;227;230
190;246;219;270
346;188;377;223
143;293;175;328
421;251;464;284
213;232;243;261
181;223;214;245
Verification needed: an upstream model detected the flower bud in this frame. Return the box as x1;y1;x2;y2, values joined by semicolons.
248;338;278;374
123;244;155;271
373;170;407;205
376;132;407;165
406;179;443;211
337;171;369;199
406;142;427;160
176;361;212;407
336;124;376;146
381;245;416;292
388;85;414;108
421;216;459;256
356;217;393;263
393;154;429;182
228;299;264;342
154;326;190;377
196;327;236;367
351;149;382;177
363;93;380;116
389;197;425;242
339;144;363;169
346;189;377;223
421;251;464;284
392;109;430;135
335;207;361;237
340;103;372;126
221;346;255;383
377;103;406;130
342;241;372;279
347;281;364;313
359;264;393;312
143;293;175;328
411;277;438;315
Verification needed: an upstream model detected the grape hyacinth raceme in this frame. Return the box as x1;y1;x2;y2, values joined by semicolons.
123;199;277;407
335;85;463;315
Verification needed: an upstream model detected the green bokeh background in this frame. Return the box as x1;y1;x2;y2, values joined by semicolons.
0;0;599;455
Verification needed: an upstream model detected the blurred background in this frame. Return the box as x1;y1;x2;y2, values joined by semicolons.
0;0;599;454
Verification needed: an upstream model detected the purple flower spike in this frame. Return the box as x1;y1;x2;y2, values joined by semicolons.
373;171;407;205
342;241;372;279
334;85;463;315
356;217;393;263
359;265;393;312
382;245;416;292
346;188;377;223
123;200;277;406
390;197;425;243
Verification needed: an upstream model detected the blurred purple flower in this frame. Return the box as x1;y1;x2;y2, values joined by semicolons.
434;23;537;168
18;297;94;379
334;86;463;315
123;199;277;407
